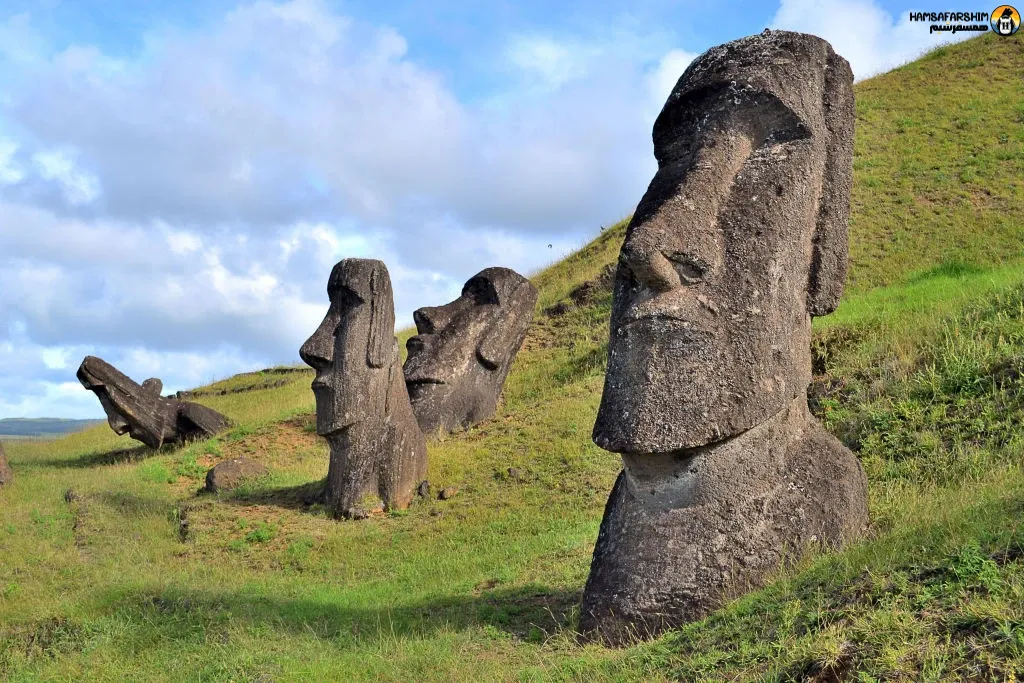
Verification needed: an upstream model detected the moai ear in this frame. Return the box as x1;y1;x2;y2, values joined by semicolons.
367;264;396;369
476;282;538;370
807;49;855;317
141;378;163;396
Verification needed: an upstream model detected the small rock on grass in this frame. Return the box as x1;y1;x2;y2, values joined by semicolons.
205;458;269;493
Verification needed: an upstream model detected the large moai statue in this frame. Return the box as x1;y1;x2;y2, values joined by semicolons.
300;259;428;519
404;267;538;435
580;30;869;644
77;356;231;449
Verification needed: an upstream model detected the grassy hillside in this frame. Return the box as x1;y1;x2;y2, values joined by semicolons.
1;33;1023;681
848;32;1024;290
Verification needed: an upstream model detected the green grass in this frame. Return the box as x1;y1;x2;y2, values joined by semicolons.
2;33;1024;681
848;33;1024;291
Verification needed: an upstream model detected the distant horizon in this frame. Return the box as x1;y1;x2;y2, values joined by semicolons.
0;415;106;437
0;417;103;421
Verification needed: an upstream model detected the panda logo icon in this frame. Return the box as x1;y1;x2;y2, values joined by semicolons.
991;5;1020;35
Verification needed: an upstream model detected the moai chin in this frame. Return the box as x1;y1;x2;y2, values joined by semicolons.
404;267;538;435
300;258;427;519
77;356;231;449
580;30;869;645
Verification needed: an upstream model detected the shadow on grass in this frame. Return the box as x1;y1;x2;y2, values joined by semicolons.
218;479;327;512
31;444;157;469
111;583;581;644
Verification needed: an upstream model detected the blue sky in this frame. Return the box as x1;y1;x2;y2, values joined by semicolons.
0;0;979;418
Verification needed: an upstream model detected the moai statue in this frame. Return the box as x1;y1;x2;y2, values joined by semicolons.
579;30;869;644
0;442;11;487
300;259;428;519
404;267;538;435
77;356;231;449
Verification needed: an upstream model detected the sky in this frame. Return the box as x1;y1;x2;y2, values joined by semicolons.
0;0;980;418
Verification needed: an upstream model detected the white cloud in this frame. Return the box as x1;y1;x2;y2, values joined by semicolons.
0;1;705;418
0;138;24;184
41;347;70;370
0;13;45;65
771;0;975;79
505;35;596;91
32;148;102;205
0;380;102;419
646;48;698;118
166;230;203;255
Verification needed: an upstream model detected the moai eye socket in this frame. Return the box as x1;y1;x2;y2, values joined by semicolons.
336;285;364;309
617;254;642;291
463;277;499;306
665;253;708;284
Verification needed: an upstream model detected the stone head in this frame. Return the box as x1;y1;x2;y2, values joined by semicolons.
300;258;398;436
404;267;537;432
77;355;171;448
593;30;854;454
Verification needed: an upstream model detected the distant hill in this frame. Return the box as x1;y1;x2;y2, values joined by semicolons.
0;417;104;437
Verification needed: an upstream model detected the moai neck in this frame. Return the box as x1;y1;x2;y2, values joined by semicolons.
324;421;381;516
620;395;811;510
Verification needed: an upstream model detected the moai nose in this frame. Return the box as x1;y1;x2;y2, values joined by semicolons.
299;318;335;370
413;306;451;334
620;235;681;294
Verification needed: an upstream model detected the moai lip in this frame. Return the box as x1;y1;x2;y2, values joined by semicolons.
404;267;537;436
579;30;869;646
300;258;428;519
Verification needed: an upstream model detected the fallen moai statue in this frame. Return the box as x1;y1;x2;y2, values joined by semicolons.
404;267;537;435
300;258;428;519
579;29;869;645
77;356;231;449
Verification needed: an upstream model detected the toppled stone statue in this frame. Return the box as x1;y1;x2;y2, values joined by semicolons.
77;356;231;449
300;259;428;519
0;442;11;487
580;30;869;645
404;267;538;435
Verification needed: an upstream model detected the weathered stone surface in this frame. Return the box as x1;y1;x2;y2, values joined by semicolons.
300;258;428;519
404;267;538;435
580;30;868;644
77;356;231;449
205;458;269;492
0;442;11;487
